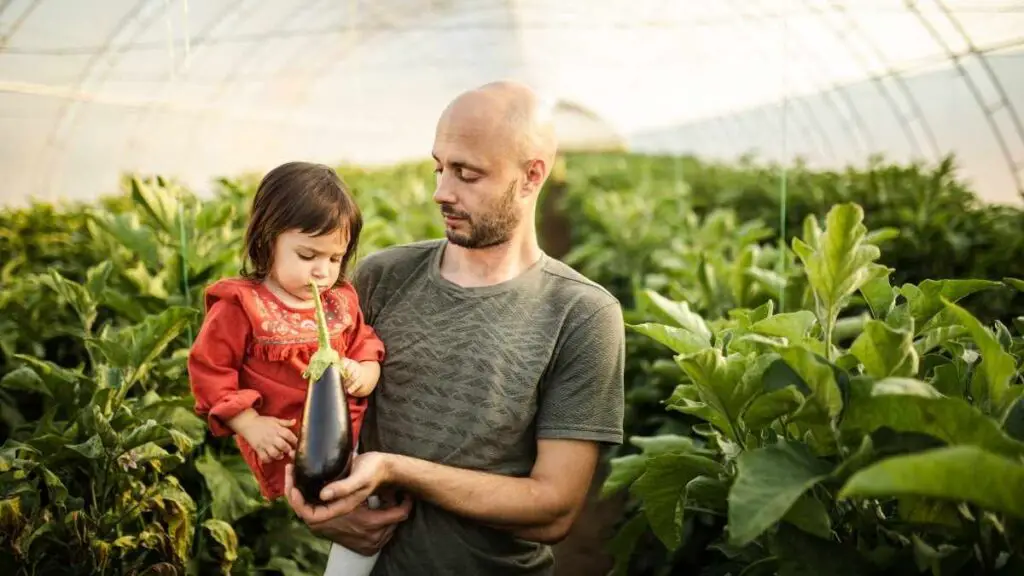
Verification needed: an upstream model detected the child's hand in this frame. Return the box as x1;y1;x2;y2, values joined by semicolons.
342;358;372;397
232;411;298;463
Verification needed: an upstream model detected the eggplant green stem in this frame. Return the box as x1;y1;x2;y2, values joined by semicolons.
302;279;350;384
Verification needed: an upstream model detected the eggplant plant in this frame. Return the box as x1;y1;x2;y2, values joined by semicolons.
603;203;1024;576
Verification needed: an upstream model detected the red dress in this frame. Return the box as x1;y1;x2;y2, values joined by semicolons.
187;277;385;500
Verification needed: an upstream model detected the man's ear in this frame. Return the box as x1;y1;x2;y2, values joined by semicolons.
521;158;548;195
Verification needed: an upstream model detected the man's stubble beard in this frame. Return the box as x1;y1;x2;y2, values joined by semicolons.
443;178;521;249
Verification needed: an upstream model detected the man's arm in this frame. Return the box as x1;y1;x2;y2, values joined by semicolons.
386;438;600;542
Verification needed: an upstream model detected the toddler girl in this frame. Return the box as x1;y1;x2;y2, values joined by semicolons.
187;161;385;502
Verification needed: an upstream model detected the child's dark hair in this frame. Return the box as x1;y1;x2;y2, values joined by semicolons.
241;161;362;285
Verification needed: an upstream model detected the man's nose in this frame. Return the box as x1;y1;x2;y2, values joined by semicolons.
433;175;456;205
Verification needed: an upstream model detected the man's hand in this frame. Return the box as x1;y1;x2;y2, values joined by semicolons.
310;439;599;544
284;462;412;555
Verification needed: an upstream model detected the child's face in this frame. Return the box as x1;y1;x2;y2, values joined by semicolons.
268;227;349;303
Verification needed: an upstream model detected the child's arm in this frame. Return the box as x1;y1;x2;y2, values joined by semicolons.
337;283;386;397
188;299;262;437
189;299;298;462
342;359;380;397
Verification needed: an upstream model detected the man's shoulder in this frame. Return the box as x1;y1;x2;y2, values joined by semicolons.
539;257;621;321
355;239;443;276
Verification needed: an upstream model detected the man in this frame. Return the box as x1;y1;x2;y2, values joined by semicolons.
284;80;626;575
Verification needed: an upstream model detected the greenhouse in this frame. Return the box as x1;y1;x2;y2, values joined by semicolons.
2;1;1024;575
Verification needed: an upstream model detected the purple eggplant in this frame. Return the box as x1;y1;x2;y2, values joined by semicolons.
293;279;355;505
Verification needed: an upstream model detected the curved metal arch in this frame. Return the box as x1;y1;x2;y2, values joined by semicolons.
46;1;201;197
721;0;839;163
274;0;466;144
31;0;154;198
118;0;258;166
277;0;775;165
906;0;1024;198
177;0;343;156
812;0;941;161
0;0;42;47
751;0;883;162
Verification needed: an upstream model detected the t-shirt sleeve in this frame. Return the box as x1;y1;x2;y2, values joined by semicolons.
187;298;262;437
341;284;386;363
535;301;626;445
350;256;383;325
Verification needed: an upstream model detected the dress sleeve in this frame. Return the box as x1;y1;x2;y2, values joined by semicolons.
340;283;386;363
188;297;262;436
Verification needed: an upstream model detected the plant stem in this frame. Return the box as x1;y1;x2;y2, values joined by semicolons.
310;279;330;350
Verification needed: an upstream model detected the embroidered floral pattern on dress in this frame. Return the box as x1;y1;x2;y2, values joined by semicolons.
250;288;352;346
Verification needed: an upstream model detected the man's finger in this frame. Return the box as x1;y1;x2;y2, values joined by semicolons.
362;501;413;530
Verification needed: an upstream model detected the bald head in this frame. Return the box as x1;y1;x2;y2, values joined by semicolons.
439;80;558;167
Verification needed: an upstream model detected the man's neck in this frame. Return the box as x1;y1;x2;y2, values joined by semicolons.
439;231;544;288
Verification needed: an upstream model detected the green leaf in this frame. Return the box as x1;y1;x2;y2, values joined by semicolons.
628;323;709;356
749;311;817;344
839;445;1024;519
842;380;1024;460
601;455;646;498
1003;277;1024;292
741;386;805;430
631;453;723;550
899;279;1003;331
121;419;174;452
790;203;883;336
776;346;843;422
782;492;832;540
86;306;197;388
859;266;896;320
194;451;267;523
942;297;1017;413
673;349;756;441
66;435;105;460
629;434;703;456
0;367;52;398
640;289;713;343
39;269;99;329
202;518;239;565
849;320;918;379
727;442;833;546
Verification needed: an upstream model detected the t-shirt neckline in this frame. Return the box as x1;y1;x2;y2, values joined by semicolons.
426;239;548;297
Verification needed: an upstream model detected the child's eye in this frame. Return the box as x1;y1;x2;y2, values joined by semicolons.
298;253;315;261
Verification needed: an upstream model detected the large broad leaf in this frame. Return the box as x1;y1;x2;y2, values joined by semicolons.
749;311;817;345
849;320;918;379
941;297;1017;414
628;323;709;356
194;451;267;523
839;445;1024;519
790;204;883;337
727;442;834;546
859;267;896;320
630;453;723;550
672;349;757;441
86;306;197;389
639;289;713;342
776;346;843;423
842;380;1024;460
898;279;1003;332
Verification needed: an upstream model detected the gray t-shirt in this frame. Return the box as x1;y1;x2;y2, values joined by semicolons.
350;238;625;575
